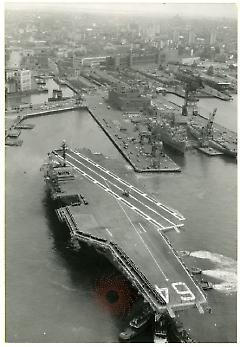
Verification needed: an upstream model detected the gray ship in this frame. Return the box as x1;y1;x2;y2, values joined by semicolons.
152;122;188;154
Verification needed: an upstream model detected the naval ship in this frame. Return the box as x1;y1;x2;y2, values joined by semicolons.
188;121;237;158
41;142;207;342
152;122;187;154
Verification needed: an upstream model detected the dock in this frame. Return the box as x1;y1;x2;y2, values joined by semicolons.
8;129;21;138
86;92;181;173
45;147;207;316
15;123;35;129
197;147;224;156
5;138;23;146
5;101;86;146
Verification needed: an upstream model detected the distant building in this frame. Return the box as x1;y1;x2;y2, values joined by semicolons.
18;70;31;91
108;85;151;111
158;48;180;65
5;69;31;93
173;30;180;44
210;30;217;45
82;56;108;67
181;56;200;65
48;58;59;76
73;55;83;69
188;30;196;45
38;53;49;69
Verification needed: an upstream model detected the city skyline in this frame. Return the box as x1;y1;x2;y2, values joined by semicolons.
5;2;238;19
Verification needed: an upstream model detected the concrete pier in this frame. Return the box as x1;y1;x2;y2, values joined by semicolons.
86;92;181;173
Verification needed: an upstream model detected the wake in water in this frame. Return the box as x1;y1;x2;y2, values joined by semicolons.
189;250;237;293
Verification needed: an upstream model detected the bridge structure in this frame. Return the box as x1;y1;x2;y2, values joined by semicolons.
47;146;207;317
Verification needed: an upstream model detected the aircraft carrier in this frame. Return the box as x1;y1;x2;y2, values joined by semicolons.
41;142;207;340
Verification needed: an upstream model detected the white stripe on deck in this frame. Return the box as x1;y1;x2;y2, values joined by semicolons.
55;154;174;232
66;152;178;229
139;223;148;233
105;228;113;237
70;149;185;221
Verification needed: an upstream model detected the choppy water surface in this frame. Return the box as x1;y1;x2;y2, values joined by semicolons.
6;94;237;342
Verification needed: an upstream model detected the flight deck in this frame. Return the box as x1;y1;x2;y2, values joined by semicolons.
44;147;207;317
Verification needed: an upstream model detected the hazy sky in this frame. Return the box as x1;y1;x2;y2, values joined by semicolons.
5;2;238;19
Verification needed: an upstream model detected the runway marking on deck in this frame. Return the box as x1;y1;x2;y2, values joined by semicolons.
66;152;179;229
139;223;147;233
105;184;169;282
174;226;181;234
56;155;167;231
154;228;207;301
69;149;185;221
76;149;181;220
105;228;113;237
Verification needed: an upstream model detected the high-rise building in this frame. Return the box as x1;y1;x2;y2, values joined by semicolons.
188;30;196;45
18;70;31;91
210;30;217;45
5;69;31;93
173;30;180;44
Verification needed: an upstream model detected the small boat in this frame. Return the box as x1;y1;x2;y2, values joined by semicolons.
201;280;213;290
154;319;168;343
191;267;202;275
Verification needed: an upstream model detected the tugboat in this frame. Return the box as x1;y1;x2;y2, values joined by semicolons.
119;305;153;341
201;280;213;291
154;314;168;343
191;267;202;275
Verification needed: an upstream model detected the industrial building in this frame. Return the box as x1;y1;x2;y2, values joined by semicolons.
5;69;31;93
108;85;151;111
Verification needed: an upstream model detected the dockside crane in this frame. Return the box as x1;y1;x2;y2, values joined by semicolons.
178;71;203;117
200;108;217;147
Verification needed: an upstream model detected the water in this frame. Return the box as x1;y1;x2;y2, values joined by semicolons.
6;50;74;108
6;94;237;342
164;93;237;131
6;79;75;109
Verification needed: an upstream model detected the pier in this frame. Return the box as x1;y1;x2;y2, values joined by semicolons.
5;100;86;145
86;92;181;173
132;65;232;101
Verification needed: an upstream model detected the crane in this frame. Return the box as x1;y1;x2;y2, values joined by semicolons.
178;71;203;117
201;108;217;147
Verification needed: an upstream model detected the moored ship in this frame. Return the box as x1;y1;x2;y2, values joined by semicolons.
41;142;207;342
154;122;188;154
188;121;237;158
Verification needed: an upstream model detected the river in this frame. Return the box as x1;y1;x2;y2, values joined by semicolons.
6;92;237;342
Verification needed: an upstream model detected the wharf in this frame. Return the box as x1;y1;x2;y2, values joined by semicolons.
132;65;232;101
85;91;181;173
5;138;23;146
15;123;35;129
5;101;86;142
53;77;80;94
152;95;237;156
189;114;237;156
197;147;224;156
8;129;21;138
46;147;206;316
